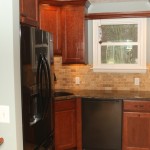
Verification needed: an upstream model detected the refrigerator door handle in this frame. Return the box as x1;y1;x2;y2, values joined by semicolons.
29;93;42;126
42;55;51;96
36;54;51;119
41;55;51;118
37;54;45;116
29;55;43;126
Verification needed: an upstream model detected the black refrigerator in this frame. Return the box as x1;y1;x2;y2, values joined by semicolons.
20;24;54;150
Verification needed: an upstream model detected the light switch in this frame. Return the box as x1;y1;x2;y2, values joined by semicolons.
0;105;10;123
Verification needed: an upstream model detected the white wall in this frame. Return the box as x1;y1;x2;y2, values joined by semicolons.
0;0;23;150
88;1;150;13
87;1;150;64
147;18;150;63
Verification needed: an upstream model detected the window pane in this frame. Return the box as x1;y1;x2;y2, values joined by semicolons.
101;24;137;42
101;45;138;64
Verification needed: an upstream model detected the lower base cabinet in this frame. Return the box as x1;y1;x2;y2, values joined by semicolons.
54;98;82;150
122;100;150;150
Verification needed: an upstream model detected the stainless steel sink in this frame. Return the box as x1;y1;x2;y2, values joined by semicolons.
54;91;74;97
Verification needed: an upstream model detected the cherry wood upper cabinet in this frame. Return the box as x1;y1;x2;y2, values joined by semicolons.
39;0;89;63
122;100;150;150
61;5;86;64
39;5;62;55
20;0;38;26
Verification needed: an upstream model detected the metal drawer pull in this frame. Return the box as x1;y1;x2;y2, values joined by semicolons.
134;105;144;108
0;137;4;145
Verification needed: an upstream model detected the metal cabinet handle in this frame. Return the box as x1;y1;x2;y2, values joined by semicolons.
134;104;144;108
0;137;4;145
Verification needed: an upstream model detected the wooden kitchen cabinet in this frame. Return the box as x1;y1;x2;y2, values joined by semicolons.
122;100;150;150
39;5;62;55
39;0;88;63
61;5;86;64
20;0;38;26
54;98;82;150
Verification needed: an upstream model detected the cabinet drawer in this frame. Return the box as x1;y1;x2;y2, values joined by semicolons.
124;100;150;112
55;99;76;112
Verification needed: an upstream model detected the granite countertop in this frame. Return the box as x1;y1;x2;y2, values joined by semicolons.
54;89;150;101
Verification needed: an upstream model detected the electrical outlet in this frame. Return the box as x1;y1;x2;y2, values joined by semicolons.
134;78;140;85
75;77;80;85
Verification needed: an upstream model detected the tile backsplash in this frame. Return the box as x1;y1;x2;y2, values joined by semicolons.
54;56;150;91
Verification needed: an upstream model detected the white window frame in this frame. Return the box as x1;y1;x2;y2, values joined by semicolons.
93;18;147;73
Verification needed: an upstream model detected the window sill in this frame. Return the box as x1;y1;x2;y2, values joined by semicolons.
92;67;147;73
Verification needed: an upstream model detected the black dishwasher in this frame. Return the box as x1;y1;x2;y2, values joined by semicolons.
82;98;123;150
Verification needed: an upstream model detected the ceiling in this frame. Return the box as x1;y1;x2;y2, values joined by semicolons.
89;0;149;3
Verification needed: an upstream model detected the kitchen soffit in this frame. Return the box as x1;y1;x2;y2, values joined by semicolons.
89;0;149;3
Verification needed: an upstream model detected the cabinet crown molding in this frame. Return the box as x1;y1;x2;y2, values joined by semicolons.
39;0;90;8
85;11;150;19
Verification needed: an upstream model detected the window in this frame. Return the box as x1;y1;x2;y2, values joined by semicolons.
93;18;147;73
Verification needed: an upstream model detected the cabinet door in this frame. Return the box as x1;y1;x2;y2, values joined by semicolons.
20;0;38;26
61;6;86;64
55;100;76;150
122;112;150;150
39;5;61;55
